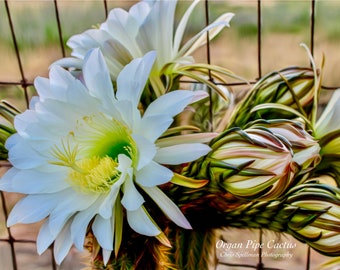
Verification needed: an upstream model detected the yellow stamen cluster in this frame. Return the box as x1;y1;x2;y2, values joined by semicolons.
50;113;138;194
68;156;120;194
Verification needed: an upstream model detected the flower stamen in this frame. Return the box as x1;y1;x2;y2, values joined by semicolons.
68;156;120;194
49;138;83;171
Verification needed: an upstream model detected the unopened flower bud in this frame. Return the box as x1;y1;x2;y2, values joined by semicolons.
248;119;321;176
185;126;297;200
285;181;340;256
229;67;317;128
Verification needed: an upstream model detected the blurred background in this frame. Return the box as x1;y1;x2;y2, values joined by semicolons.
1;0;340;269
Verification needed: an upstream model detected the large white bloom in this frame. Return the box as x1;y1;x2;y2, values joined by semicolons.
0;49;211;264
55;0;234;94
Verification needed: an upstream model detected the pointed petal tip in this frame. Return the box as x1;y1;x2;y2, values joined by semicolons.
180;217;193;230
191;90;209;103
54;256;63;266
156;232;172;248
103;249;112;266
221;12;235;26
6;210;20;227
6;219;15;227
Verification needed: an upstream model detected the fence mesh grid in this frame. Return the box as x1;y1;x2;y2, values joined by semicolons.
0;0;339;269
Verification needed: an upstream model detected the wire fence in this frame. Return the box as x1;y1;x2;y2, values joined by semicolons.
0;0;339;269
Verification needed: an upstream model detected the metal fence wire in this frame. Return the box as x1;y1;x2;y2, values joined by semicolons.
0;0;339;269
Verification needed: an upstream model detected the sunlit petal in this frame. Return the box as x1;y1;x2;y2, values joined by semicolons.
116;51;156;106
143;90;195;118
54;219;73;264
142;186;192;229
83;48;114;109
127;207;161;236
136;161;173;187
173;0;200;53
37;221;55;255
92;215;113;250
121;174;145;211
155;143;211;165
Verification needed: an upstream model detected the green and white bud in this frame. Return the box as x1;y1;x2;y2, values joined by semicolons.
228;67;317;129
184;126;298;200
219;180;340;257
248;119;321;176
285;181;340;256
0;100;18;160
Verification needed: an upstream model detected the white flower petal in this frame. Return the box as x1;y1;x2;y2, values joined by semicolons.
4;132;19;150
47;65;90;104
51;57;83;70
143;90;194;118
92;215;113;250
14;109;38;137
83;48;115;109
136;114;173;143
14;116;65;145
114;100;141;130
116;51;156;107
28;96;39;110
44;66;70;102
142;186;192;229
102;39;133;72
30;100;83;138
7;193;59;226
121;174;145;211
127;207;161;236
179;12;234;57
98;186;120;219
129;1;151;24
71;201;100;250
103;249;112;266
102;8;140;57
0;168;17;191
0;167;68;194
117;153;133;172
173;0;200;54
33;77;51;102
6;134;45;169
54;219;73;265
133;134;157;170
190;90;210;103
48;190;97;237
136;161;173;187
136;1;176;66
37;221;55;255
154;143;211;165
67;29;112;59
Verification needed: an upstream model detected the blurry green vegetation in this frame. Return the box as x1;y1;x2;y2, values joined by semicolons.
0;0;340;89
0;1;107;50
316;1;340;41
1;1;340;50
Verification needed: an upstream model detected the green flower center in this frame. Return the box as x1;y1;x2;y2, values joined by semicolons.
80;115;137;160
50;113;138;194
